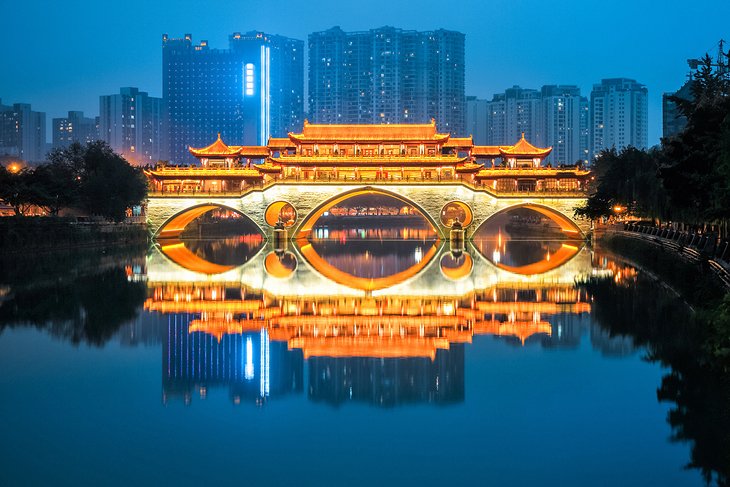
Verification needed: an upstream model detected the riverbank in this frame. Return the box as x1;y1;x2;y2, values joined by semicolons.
597;231;728;304
596;231;730;367
0;217;149;252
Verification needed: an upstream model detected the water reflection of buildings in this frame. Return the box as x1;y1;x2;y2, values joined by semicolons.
308;348;464;407
138;234;642;407
163;315;303;406
145;281;598;406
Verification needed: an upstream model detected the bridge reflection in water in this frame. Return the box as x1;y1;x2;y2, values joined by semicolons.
143;213;610;407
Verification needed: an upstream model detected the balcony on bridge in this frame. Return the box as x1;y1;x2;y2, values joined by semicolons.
144;123;591;197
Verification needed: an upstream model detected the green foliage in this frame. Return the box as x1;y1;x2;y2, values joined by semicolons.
74;141;148;221
0;166;35;215
576;147;668;219
1;141;148;220
578;55;730;227
705;294;730;365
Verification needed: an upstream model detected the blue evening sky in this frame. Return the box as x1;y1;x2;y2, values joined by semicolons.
2;0;728;145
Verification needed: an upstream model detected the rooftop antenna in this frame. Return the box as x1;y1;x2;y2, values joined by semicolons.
718;39;728;75
687;39;728;75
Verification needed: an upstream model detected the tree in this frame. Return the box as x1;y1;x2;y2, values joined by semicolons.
661;54;730;225
27;163;79;215
575;147;667;220
49;141;148;221
0;166;37;216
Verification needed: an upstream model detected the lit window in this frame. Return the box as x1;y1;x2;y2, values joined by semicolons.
245;63;255;96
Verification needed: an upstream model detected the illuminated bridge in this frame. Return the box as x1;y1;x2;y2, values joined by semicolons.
144;121;591;239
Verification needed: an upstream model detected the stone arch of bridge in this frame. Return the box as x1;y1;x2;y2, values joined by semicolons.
154;202;264;239
477;202;584;238
294;186;444;238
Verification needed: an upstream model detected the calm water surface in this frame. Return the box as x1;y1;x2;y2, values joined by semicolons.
0;222;719;486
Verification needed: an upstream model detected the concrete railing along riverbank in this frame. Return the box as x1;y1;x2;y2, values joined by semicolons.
607;223;730;288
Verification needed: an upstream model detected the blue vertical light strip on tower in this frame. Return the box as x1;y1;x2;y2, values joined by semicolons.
258;44;271;146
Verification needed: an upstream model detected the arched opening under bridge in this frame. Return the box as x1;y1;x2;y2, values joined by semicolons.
295;187;441;239
155;204;264;275
155;203;263;240
473;204;584;276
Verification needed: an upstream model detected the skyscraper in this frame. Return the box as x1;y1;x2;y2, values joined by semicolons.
466;96;488;144
52;111;98;150
467;86;589;166
99;87;166;165
590;78;648;159
163;32;304;164
0;99;46;163
540;85;589;165
308;26;465;135
662;80;692;139
483;86;542;147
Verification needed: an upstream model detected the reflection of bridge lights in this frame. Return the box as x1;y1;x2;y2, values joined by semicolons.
245;337;254;380
415;247;423;263
492;249;501;264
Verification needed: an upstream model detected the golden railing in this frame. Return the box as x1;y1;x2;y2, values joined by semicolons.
146;171;589;198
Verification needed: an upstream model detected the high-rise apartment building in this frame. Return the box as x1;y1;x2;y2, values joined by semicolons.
484;86;542;148
466;86;589;166
52;111;98;150
662;80;692;139
99;87;166;165
590;78;648;159
163;32;304;164
0;99;47;163
540;85;589;165
466;96;488;144
308;26;465;135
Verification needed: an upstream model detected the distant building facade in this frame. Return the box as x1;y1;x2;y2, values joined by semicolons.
662;80;692;139
99;87;166;165
308;26;466;136
52;111;98;150
0;99;47;163
163;32;304;164
590;78;648;159
467;85;588;166
466;96;488;145
486;86;542;147
540;85;589;166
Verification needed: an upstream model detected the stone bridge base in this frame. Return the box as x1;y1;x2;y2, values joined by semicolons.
146;183;589;239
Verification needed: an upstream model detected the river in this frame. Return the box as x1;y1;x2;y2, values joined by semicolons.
0;219;725;486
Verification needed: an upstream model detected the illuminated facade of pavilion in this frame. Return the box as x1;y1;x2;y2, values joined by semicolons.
144;121;591;195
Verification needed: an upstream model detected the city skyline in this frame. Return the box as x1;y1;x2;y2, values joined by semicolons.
1;0;728;148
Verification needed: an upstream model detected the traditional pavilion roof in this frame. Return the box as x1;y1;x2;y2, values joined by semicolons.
499;133;552;157
471;146;505;157
189;133;242;158
239;146;270;158
268;138;295;149
443;137;473;148
288;119;451;143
